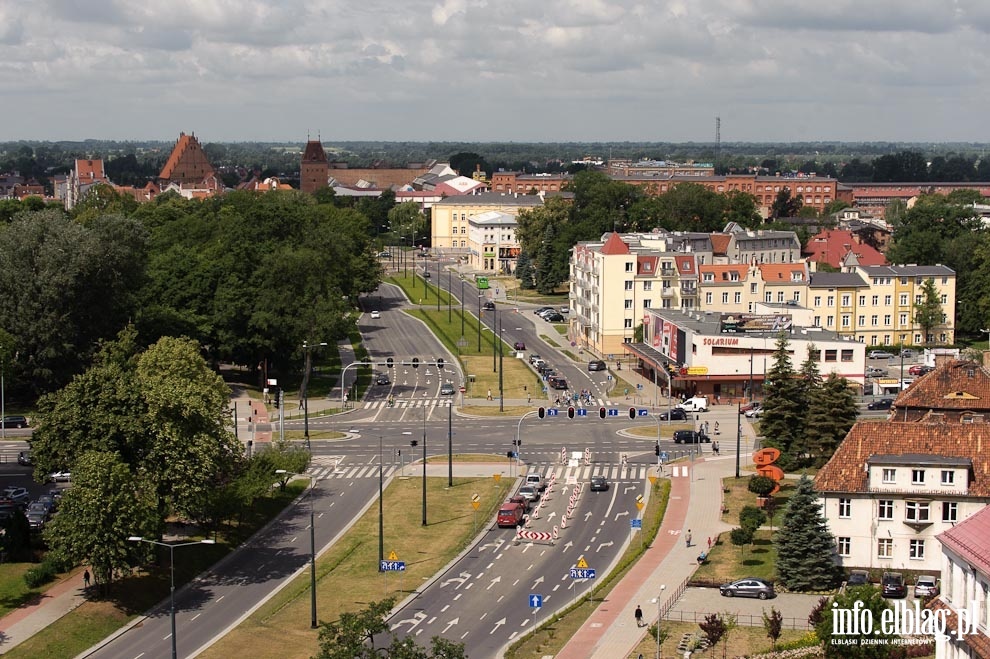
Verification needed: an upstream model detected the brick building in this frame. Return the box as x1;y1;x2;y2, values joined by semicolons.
300;139;329;194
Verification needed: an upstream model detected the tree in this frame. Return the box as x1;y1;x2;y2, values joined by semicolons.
44;451;157;592
803;374;859;467
515;250;536;290
729;526;754;555
698;612;726;658
815;586;898;658
388;202;426;244
762;607;783;650
747;475;777;499
769;188;802;219
757;333;805;466
913;277;945;345
775;475;842;592
739;505;767;532
719;612;737;659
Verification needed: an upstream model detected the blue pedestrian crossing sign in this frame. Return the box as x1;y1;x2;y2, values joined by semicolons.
606;408;619;417
380;560;406;572
529;594;543;609
637;408;649;417
569;568;597;579
630;518;643;529
547;408;559;417
577;408;587;417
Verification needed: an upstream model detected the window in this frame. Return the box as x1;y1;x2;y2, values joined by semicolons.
624;300;633;309
827;295;835;306
705;292;713;304
624;281;633;291
841;315;851;328
765;292;772;302
777;291;785;302
643;299;651;308
884;295;892;305
909;539;925;560
813;295;822;306
878;538;893;559
882;468;896;483
460;240;466;247
838;498;851;518
878;499;894;520
643;281;652;291
827;315;834;327
813;316;821;327
837;537;851;557
900;294;909;306
905;501;930;522
872;295;879;305
912;469;925;485
625;262;634;272
899;313;908;325
858;315;866;326
792;292;800;303
750;283;758;294
841;350;854;362
915;295;922;305
624;319;633;328
871;315;879;326
859;295;866;306
941;294;948;304
722;292;729;304
842;294;851;306
735;292;742;303
884;314;892;325
824;349;837;362
703;273;714;282
942;501;958;523
941;470;955;486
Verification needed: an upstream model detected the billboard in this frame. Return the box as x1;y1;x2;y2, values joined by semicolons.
719;314;792;334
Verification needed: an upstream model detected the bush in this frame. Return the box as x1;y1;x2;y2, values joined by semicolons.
24;559;58;588
740;504;768;531
749;475;778;498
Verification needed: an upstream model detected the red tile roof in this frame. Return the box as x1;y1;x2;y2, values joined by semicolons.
758;263;806;282
75;159;107;183
674;255;696;275
938;504;990;576
699;264;748;281
302;140;327;163
159;132;216;184
709;233;731;256
814;421;990;496
637;255;658;276
805;229;887;268
600;232;630;255
895;360;990;413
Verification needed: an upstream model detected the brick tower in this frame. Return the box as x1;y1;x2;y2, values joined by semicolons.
300;138;329;194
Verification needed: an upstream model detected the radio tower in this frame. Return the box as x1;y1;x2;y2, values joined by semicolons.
715;116;721;174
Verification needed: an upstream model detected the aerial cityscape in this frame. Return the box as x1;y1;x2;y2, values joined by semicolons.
2;2;990;659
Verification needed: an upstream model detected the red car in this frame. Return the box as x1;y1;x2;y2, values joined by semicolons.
739;402;761;415
908;364;935;376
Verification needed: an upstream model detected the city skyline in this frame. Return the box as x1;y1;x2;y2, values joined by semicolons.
2;1;988;143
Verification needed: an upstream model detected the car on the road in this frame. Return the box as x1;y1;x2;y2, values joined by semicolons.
513;341;526;351
529;354;543;365
537;364;555;377
26;508;47;531
588;360;607;372
589;475;609;492
558;306;570;314
370;310;381;319
658;408;688;421
900;349;915;358
524;472;547;491
867;398;894;411
422;270;430;278
17;451;32;466
376;373;391;386
914;575;939;598
744;406;763;418
908;364;935;376
865;367;888;378
719;577;775;599
882;572;907;598
517;485;540;503
378;251;391;258
739;401;761;415
505;494;530;513
2;487;29;504
496;502;525;528
483;301;496;310
543;312;565;322
673;430;709;444
439;382;456;396
548;376;568;390
49;471;72;483
846;570;870;587
0;415;29;429
868;350;892;359
36;494;57;514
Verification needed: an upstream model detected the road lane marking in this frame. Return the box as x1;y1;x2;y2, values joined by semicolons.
191;614;201;621
441;604;450;612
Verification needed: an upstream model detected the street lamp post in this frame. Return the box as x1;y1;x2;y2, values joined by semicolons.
460;278;465;338
498;315;504;412
274;469;318;628
492;307;498;373
378;436;384;568
301;341;328;450
477;294;483;353
422;407;428;526
653;584;667;659
127;536;216;659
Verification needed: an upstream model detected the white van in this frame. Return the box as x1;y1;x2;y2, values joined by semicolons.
676;396;710;413
525;472;546;492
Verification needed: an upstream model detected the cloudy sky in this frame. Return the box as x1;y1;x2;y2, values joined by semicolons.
2;0;988;143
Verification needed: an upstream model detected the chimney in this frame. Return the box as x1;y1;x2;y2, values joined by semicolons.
983;350;990;370
935;354;952;368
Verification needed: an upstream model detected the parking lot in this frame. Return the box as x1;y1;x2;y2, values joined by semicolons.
665;586;821;630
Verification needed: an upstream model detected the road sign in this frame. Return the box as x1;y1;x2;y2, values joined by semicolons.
388;550;399;561
637;408;649;417
547;408;559;417
631;519;643;529
471;501;480;510
576;556;589;569
380;560;406;572
607;375;613;381
493;473;502;482
577;408;587;417
636;383;643;390
529;594;543;609
660;451;669;462
606;408;619;417
471;493;480;503
569;568;597;579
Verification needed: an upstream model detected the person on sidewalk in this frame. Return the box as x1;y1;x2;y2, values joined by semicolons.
685;529;692;547
713;441;720;456
83;570;91;589
487;388;493;401
634;605;644;627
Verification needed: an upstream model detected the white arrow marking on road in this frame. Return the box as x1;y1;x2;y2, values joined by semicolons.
442;618;459;634
546;511;556;521
597;541;614;552
584;511;593;521
614;510;629;520
439;572;472;588
490;618;506;635
562;541;573;552
532;576;545;588
623;485;636;494
487;576;501;590
390;611;426;632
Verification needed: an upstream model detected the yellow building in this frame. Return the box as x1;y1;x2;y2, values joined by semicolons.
430;192;544;255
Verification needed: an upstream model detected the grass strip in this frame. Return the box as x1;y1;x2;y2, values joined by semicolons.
388;273;455;307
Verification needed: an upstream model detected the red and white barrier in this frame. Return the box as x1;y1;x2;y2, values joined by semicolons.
516;528;554;543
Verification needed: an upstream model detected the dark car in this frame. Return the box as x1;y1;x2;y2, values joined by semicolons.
590;475;609;491
439;382;456;396
882;572;907;598
376;373;391;386
0;415;28;429
538;364;555;377
483;301;496;310
659;408;688;421
739;401;761;415
17;451;32;466
673;430;709;444
533;307;553;316
544;313;565;323
422;270;431;278
549;376;568;390
588;360;607;372
513;341;526;351
867;398;894;411
719;578;775;599
846;570;870;587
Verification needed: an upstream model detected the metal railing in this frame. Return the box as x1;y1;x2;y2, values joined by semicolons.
664;608;812;630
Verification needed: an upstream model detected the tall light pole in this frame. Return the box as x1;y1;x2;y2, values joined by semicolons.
447;267;452;322
422;407;428;526
460;278;466;338
492;307;498;373
477;293;483;353
498;314;504;412
378;436;384;568
275;470;318;628
127;536;216;659
447;401;454;487
653;584;667;659
301;341;327;450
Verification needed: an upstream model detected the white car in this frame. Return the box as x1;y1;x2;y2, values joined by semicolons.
370;310;381;319
49;471;72;483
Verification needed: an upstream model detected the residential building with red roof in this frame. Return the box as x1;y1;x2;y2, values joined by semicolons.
892;358;990;423
65;158;110;209
804;229;887;269
932;504;990;659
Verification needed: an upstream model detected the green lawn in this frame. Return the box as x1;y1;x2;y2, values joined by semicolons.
387;273;455;306
0;563;52;618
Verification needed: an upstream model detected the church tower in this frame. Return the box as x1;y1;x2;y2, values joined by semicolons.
300;138;329;194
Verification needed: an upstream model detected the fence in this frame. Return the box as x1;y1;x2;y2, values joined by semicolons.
664;608;812;631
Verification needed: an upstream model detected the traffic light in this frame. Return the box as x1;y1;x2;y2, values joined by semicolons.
599;407;606;419
655;442;660;457
410;439;418;447
538;407;545;419
412;357;420;369
506;451;514;458
567;406;575;419
436;357;444;370
629;407;636;419
386;357;394;369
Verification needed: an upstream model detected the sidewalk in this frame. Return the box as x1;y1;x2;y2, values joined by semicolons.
555;406;753;659
231;385;271;449
0;569;88;654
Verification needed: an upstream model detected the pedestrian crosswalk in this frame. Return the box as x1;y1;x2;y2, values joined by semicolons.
363;398;453;410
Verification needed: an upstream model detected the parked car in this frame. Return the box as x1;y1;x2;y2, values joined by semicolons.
537;363;555;376
36;494;57;514
0;415;29;429
17;451;32;466
588;360;607;372
868;350;892;359
483;301;496;311
376;373;391;386
496;502;525;528
900;349;915;358
543;313;565;322
914;575;939;598
744;406;764;418
533;307;554;316
908;364;925;375
370;310;381;319
866;367;888;378
558;306;570;314
676;396;709;413
49;471;72;483
739;401;761;415
589;475;609;492
529;354;543;365
2;487;29;504
377;251;391;258
26;509;47;531
537;308;557;318
439;382;456;396
513;341;526;351
882;572;907;598
867;398;894;411
719;578;775;599
846;570;870;587
658;408;688;421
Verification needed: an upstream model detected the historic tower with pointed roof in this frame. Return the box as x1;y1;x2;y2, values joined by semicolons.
300;138;329;194
159;132;216;187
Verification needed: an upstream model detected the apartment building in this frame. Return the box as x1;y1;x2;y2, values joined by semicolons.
466;211;520;273
431;192;544;255
489;172;569;194
932;505;990;659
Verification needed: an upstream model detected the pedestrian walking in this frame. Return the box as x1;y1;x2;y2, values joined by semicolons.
685;529;692;547
487;388;493;401
83;570;91;589
714;421;720;435
713;441;720;456
634;605;644;627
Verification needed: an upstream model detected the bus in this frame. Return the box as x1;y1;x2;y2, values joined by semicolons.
475;276;490;290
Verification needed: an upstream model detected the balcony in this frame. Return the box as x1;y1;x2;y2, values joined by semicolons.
660;267;676;277
660;288;675;298
680;284;697;296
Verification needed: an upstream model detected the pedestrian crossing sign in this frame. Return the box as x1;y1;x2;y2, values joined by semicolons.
576;556;589;569
388;550;398;561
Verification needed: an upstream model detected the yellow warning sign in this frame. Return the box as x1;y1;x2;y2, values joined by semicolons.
636;501;645;511
493;473;502;482
388;551;398;561
471;501;480;510
636;494;644;503
648;475;657;486
576;556;589;569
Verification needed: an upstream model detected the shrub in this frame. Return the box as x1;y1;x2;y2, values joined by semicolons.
740;504;768;531
24;560;58;588
749;475;778;498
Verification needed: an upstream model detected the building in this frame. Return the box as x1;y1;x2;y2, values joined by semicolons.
490;172;569;194
853;264;955;345
300;139;329;194
430;192;544;256
932;505;990;659
804;229;887;269
64;158;110;209
893;358;990;423
815;420;990;576
467;211;520;272
158;133;221;198
837;182;990;217
607;159;714;178
624;308;865;402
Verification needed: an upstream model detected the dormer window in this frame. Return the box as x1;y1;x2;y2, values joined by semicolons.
730;273;739;282
703;273;714;282
911;469;925;485
941;470;955;486
882;468;895;483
